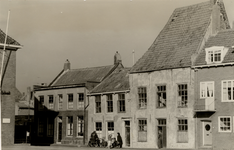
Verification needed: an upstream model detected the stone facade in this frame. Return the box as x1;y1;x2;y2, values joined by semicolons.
129;68;196;149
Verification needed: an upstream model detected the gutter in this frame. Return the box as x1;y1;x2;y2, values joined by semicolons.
88;90;130;96
192;62;234;69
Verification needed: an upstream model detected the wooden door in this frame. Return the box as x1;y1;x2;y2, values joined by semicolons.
125;121;130;147
203;121;212;146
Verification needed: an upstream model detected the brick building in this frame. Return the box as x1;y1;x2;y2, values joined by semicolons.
0;29;22;145
88;67;131;147
32;52;123;146
128;0;230;149
194;29;234;150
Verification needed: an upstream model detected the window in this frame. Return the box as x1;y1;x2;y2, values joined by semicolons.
222;80;234;102
138;119;147;142
68;94;73;109
177;119;188;143
107;121;114;137
107;94;113;113
67;116;73;136
95;95;101;113
219;116;231;132
58;94;63;110
47;118;53;137
48;95;54;109
207;50;222;63
78;93;84;109
77;116;84;137
118;93;125;113
38;96;44;110
157;85;166;108
178;84;188;107
96;122;102;138
138;87;147;109
205;46;227;64
38;118;44;136
200;82;214;98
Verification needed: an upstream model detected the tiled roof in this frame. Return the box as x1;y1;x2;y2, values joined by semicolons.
52;65;118;86
90;68;130;94
195;29;234;66
130;1;213;73
0;29;20;46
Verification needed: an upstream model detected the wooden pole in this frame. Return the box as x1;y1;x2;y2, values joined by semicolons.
0;10;10;148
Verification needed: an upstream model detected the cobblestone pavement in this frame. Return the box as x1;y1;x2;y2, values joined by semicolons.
2;144;196;150
2;145;156;150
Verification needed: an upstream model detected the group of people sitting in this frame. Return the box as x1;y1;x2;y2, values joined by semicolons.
89;131;123;148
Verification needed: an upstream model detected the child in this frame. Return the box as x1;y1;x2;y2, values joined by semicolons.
107;134;112;148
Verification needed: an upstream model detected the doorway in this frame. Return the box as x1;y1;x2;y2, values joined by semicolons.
57;117;62;143
202;121;212;146
157;119;166;148
125;121;130;147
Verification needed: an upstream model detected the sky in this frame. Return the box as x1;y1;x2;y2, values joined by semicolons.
0;0;234;93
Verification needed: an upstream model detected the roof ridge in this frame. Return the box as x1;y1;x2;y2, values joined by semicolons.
70;64;114;71
174;1;211;11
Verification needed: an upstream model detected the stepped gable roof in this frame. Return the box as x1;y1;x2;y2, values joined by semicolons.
51;65;117;86
0;29;20;46
195;29;234;66
130;1;213;73
90;68;130;94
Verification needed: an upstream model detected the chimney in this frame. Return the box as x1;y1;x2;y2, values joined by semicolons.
64;59;70;71
211;2;220;35
114;51;122;65
210;0;217;5
232;21;234;29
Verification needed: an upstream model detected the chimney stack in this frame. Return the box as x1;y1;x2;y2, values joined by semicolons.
233;21;234;29
114;51;122;65
211;2;220;35
64;59;70;71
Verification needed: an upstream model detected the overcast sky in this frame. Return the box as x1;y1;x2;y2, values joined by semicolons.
0;0;234;93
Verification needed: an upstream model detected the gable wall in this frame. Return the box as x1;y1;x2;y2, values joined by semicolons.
129;68;195;149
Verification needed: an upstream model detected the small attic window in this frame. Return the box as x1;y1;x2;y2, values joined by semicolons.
205;46;228;64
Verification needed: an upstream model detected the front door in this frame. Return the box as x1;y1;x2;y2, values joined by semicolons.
203;121;212;146
125;121;130;147
57;117;62;143
157;119;166;148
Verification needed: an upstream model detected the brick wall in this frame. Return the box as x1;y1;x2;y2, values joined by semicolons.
1;50;17;145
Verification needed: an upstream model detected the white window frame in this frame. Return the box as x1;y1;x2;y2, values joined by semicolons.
107;121;114;138
77;116;84;137
67;116;73;136
205;46;227;64
77;93;84;109
67;94;73;109
200;81;214;98
138;87;147;109
222;80;234;102
47;118;53;137
48;95;54;109
58;94;63;110
38;95;44;110
95;122;102;138
95;95;101;113
106;94;113;113
218;116;232;133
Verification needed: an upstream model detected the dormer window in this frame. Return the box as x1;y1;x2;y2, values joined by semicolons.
205;46;228;64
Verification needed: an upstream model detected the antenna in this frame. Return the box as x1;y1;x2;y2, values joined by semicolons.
0;10;10;148
132;50;135;66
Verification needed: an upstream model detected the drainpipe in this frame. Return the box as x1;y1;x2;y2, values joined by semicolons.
194;68;198;149
84;88;90;146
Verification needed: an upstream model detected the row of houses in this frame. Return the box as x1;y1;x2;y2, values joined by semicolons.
1;0;233;149
31;1;234;150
